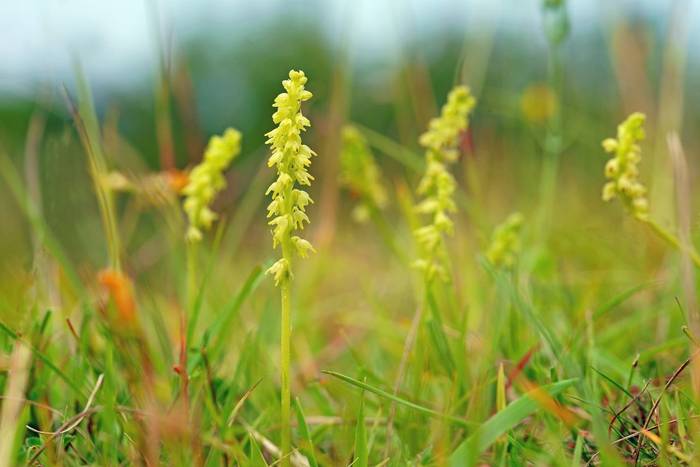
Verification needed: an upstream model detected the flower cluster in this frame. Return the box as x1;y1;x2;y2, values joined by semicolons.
182;128;242;242
414;86;476;282
419;86;476;163
486;212;524;269
601;112;648;220
265;70;316;285
339;125;387;223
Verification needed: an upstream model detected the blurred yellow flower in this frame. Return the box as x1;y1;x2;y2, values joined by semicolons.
601;112;648;220
414;85;476;282
182;128;242;242
520;84;558;124
486;212;524;269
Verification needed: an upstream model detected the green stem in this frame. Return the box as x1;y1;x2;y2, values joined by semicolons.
72;65;122;272
186;240;199;343
82;143;121;274
280;278;292;467
645;219;700;269
536;3;566;240
277;163;295;467
98;181;121;273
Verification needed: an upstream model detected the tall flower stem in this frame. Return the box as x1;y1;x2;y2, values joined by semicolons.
185;240;199;342
279;214;294;466
537;0;568;238
645;219;700;268
264;70;316;466
279;277;292;466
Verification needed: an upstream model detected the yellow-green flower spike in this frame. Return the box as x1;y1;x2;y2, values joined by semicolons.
414;85;476;282
601;112;648;221
419;86;476;163
265;70;316;285
486;212;524;269
182;128;242;242
339;125;387;223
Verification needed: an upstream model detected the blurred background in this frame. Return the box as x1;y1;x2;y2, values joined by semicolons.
1;0;699;323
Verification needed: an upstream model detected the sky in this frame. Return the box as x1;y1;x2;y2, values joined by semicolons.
0;0;696;96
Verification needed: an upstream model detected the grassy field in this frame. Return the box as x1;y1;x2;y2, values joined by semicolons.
1;1;700;465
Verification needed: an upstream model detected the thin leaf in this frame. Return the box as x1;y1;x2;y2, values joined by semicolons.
354;124;424;173
294;398;319;467
426;287;456;375
353;384;368;467
192;265;264;370
0;321;84;396
449;379;577;466
321;370;472;428
572;434;584;466
187;219;228;343
481;258;564;362
593;282;654;320
496;363;506;413
248;434;269;467
227;379;262;427
591;367;633;399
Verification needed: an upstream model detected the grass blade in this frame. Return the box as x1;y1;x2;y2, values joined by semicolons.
206;265;265;359
0;321;85;397
354;124;423;173
294;398;319;467
426;287;456;375
321;370;472;428
248;434;269;467
353;384;368;467
449;378;577;465
593;282;654;320
591;367;633;399
572;434;584;466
